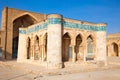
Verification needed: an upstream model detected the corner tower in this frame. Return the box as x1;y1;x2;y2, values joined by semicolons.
47;14;63;69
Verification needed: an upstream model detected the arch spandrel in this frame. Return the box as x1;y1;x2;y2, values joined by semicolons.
12;13;38;23
13;14;37;28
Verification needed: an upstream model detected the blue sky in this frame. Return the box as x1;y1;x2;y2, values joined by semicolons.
0;0;120;34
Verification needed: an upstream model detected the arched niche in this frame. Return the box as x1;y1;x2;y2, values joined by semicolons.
34;35;39;60
75;34;82;60
27;37;31;59
86;35;94;60
112;43;119;56
62;32;71;62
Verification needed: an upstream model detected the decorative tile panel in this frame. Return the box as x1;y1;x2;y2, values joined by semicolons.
63;22;106;31
19;18;106;34
48;18;61;24
19;30;26;34
19;22;48;34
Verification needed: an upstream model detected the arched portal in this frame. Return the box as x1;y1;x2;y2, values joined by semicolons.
12;14;37;58
75;34;82;60
34;35;40;60
87;35;94;60
62;33;71;61
112;43;119;56
27;37;31;59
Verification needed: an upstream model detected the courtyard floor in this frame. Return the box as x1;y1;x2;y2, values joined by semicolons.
0;57;120;80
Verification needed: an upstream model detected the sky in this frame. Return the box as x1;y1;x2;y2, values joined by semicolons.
0;0;120;34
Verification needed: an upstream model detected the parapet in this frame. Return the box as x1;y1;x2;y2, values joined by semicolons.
108;33;120;38
47;14;63;19
63;18;107;27
47;14;63;24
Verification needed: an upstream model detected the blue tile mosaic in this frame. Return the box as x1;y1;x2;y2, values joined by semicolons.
19;30;26;34
63;21;106;31
19;18;106;34
48;18;61;24
26;22;48;34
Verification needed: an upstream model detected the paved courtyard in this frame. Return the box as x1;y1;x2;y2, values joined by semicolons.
0;57;120;80
36;69;120;80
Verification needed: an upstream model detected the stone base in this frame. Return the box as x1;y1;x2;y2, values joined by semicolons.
47;63;63;69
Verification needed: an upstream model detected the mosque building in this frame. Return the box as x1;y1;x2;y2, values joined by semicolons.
0;7;107;69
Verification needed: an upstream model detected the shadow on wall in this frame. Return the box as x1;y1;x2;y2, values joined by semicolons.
0;48;2;57
0;48;16;61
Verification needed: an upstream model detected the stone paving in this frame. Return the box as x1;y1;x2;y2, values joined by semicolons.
0;57;120;80
35;69;120;80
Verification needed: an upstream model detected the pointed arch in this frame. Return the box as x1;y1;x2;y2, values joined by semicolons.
75;34;83;60
27;37;31;59
34;35;40;60
12;14;38;58
86;35;94;60
34;35;39;42
112;42;119;56
76;34;82;46
87;35;94;41
63;32;72;39
62;32;71;61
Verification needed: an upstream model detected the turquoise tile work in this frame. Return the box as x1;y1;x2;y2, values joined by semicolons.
19;18;106;34
48;18;61;24
26;22;48;33
63;22;106;31
19;30;26;34
19;22;48;34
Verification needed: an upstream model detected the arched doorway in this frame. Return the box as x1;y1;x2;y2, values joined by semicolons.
12;14;37;58
62;33;71;61
87;35;94;60
34;35;40;60
112;43;118;56
75;34;82;60
27;37;31;59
